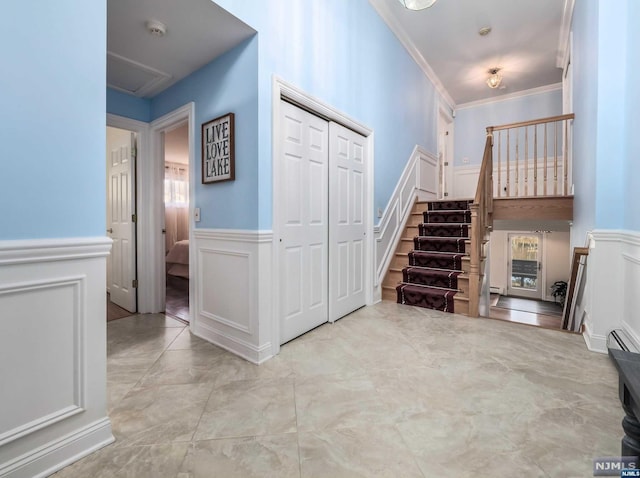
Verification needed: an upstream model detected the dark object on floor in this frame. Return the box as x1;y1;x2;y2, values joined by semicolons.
495;295;563;317
549;280;568;305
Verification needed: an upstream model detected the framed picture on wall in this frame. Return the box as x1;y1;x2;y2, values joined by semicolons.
202;112;235;183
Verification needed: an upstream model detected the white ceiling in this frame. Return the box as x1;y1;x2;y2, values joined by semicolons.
370;0;566;105
108;0;565;106
107;0;255;98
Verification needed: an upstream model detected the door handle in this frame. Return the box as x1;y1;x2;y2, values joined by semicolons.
162;229;166;234
106;228;113;234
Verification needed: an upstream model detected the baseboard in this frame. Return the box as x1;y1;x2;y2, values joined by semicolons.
1;418;114;478
582;321;607;354
191;321;272;364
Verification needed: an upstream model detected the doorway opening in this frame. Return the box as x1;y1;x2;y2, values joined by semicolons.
508;233;543;300
106;125;138;317
163;123;190;322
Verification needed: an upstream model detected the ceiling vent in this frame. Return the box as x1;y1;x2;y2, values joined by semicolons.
107;51;172;98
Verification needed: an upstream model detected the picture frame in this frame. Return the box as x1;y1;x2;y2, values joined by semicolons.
202;112;235;184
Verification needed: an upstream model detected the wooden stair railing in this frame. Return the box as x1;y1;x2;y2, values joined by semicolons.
468;133;494;317
488;114;575;197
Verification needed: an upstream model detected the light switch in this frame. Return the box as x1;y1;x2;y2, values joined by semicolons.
194;207;201;222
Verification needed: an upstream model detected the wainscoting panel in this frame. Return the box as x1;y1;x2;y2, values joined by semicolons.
582;230;640;353
0;237;113;478
374;146;437;295
453;159;568;200
192;230;273;364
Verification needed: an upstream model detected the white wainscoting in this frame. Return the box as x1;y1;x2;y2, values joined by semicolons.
191;229;273;364
373;146;438;299
453;158;568;199
582;230;640;353
0;237;114;478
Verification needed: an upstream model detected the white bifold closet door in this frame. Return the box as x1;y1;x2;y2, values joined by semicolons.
279;101;367;344
328;123;367;322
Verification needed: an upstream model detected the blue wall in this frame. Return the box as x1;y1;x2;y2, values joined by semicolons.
594;1;627;230
571;0;639;243
152;37;259;230
206;0;440;229
624;1;640;231
0;0;106;240
454;88;563;167
570;0;599;246
107;88;151;123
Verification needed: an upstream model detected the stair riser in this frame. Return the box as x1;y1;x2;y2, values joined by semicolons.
386;269;403;285
453;297;469;315
382;288;397;301
398;240;414;254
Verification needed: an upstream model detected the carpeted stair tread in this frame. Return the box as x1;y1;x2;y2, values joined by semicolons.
423;209;472;224
395;198;473;315
419;223;469;238
396;283;457;312
426;200;472;211
413;236;466;253
408;251;464;270
402;266;461;289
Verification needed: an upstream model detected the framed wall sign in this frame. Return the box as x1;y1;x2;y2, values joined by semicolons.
202;112;235;183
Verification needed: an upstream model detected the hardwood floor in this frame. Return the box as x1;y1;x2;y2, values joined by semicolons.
488;294;565;331
106;294;134;322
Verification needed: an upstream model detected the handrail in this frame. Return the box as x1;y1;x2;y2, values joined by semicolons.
468;133;494;317
487;113;575;133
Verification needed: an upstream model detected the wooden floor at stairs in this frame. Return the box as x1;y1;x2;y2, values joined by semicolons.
384;199;473;315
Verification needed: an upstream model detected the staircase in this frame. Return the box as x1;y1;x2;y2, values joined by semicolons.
382;199;473;316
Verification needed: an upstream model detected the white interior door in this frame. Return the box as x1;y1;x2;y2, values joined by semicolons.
107;128;137;312
279;102;329;343
328;122;367;322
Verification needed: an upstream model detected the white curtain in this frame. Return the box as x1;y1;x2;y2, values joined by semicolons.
165;162;189;253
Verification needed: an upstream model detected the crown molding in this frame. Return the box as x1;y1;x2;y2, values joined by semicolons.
368;0;456;110
557;0;576;68
455;83;563;111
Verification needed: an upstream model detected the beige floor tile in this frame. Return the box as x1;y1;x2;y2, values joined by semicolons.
137;347;229;387
294;375;392;432
53;302;624;476
52;442;189;478
299;424;423;478
179;434;300;478
109;383;213;447
279;337;364;379
194;378;297;440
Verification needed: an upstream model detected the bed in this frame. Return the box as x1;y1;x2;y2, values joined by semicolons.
165;239;189;279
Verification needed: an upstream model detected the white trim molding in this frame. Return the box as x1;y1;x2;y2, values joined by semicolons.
557;0;576;68
455;83;563;111
191;229;273;364
373;145;438;298
0;237;114;477
148;103;196;316
581;230;640;353
368;0;455;110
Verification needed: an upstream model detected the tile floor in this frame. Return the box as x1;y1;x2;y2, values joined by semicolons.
54;302;622;477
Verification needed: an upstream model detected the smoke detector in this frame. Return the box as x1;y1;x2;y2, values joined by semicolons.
146;20;167;37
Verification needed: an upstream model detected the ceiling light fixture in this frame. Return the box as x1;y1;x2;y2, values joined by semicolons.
478;27;492;36
486;68;502;89
397;0;438;11
146;20;167;37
